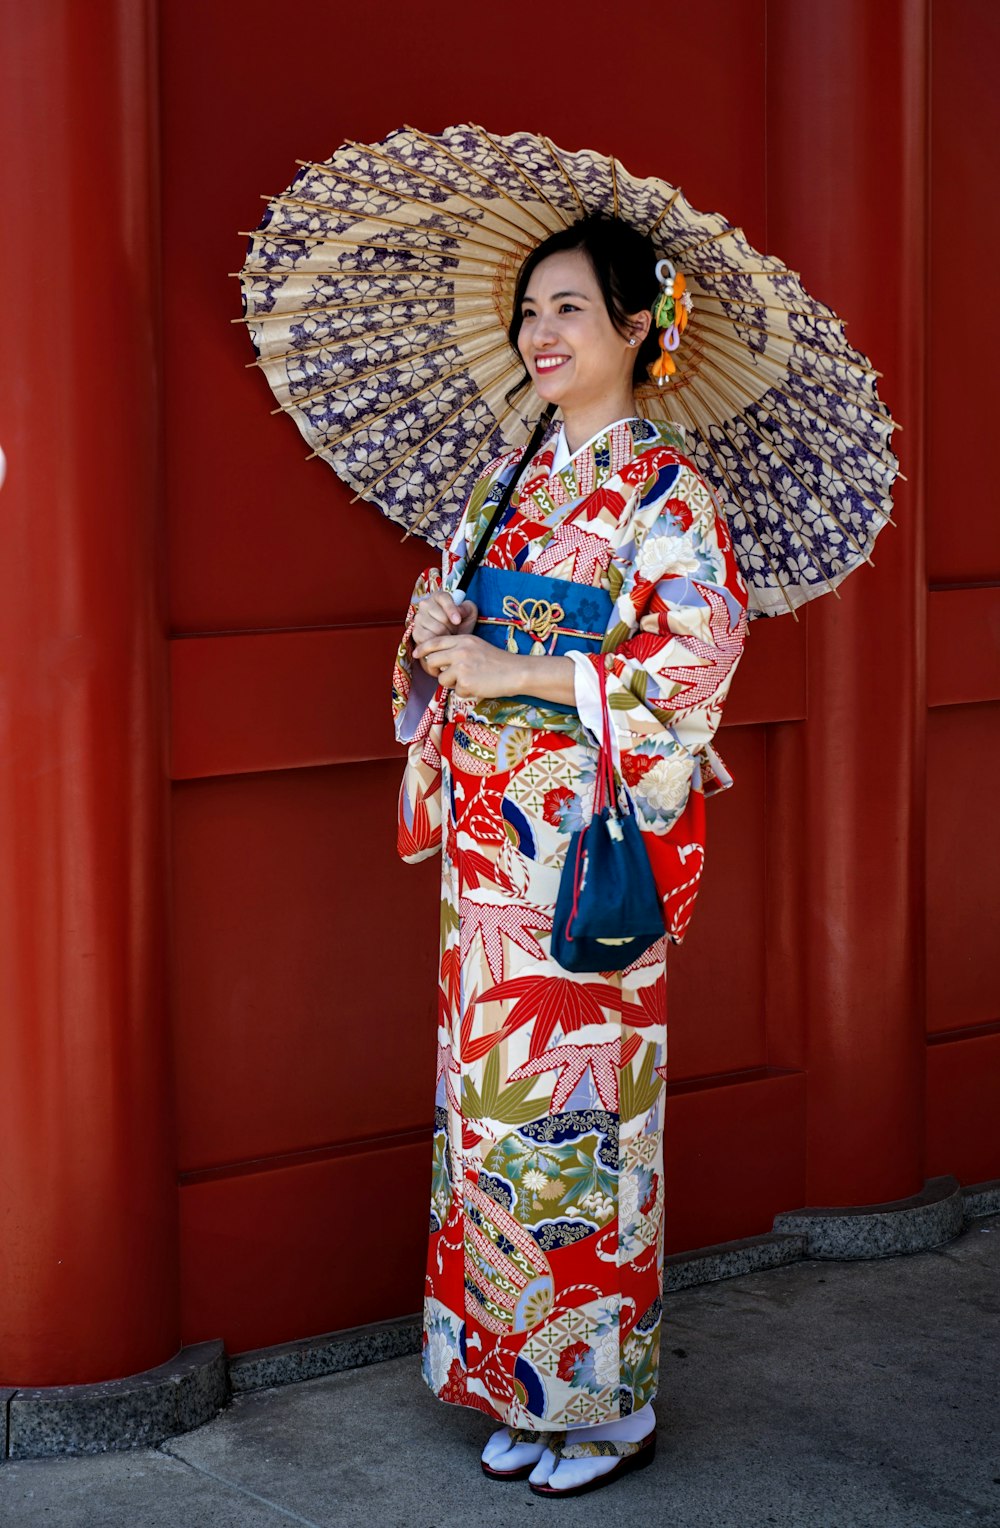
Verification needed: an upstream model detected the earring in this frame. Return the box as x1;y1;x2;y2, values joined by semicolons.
629;337;637;346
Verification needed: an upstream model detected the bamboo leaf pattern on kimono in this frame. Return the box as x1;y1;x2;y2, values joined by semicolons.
463;1044;553;1124
618;1043;663;1122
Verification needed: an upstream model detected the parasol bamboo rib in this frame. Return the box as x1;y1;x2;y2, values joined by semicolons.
640;385;792;597
264;331;506;414
258;192;531;261
644;188;683;239
335;138;557;245
683;375;842;598
692;323;884;399
241;230;494;263
405;392;530;536
539;136;589;217
713;365;900;527
302;341;515;455
238;290;497;322
749;402;898;531
344;359;526;500
692;322;893;433
781;359;903;430
677;267;816;278
402;123;564;240
691;327;896;451
239;219;509;263
694;311;884;379
678;222;827;277
267;177;498;236
233;266;498;285
265;173;536;252
693;356;880;560
244;316;499;371
609;156;620;217
269;336;510;418
645;387;799;618
235;295;493;325
465;123;580;232
691;292;841;323
691;328;899;458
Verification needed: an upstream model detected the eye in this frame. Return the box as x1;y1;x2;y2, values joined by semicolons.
558;302;580;313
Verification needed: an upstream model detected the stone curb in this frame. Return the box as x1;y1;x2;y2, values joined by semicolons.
3;1177;996;1458
772;1172;965;1258
664;1230;808;1290
962;1177;1000;1219
4;1340;227;1460
228;1313;422;1395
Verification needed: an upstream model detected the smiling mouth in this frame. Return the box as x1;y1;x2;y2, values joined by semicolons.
534;355;570;373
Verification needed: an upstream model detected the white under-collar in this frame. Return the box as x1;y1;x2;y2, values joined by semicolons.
550;415;640;474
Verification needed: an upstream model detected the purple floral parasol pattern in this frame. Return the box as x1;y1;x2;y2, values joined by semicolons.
236;123;900;619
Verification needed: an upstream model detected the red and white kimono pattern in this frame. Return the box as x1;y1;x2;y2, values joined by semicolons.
392;418;748;1429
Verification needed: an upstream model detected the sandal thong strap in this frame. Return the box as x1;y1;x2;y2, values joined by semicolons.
507;1426;565;1446
555;1435;643;1461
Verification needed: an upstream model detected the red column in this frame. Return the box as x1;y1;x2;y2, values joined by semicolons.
766;0;928;1203
0;1;178;1383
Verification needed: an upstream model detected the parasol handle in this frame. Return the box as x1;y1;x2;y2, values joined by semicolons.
452;403;557;604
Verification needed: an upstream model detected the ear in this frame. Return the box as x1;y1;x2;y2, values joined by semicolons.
626;309;653;347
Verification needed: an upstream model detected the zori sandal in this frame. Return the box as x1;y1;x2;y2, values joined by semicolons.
480;1426;565;1480
528;1428;657;1497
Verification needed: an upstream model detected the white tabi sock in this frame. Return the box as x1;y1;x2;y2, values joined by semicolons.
480;1425;548;1473
527;1402;655;1491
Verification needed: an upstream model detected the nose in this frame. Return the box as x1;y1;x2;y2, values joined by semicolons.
531;311;559;349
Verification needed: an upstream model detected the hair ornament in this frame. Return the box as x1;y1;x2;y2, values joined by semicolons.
649;256;693;385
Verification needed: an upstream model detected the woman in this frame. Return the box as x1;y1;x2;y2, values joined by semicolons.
391;213;749;1498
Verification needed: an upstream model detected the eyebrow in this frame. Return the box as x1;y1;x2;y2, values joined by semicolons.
521;289;591;305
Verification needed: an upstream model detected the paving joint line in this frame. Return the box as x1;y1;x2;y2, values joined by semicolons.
158;1443;328;1528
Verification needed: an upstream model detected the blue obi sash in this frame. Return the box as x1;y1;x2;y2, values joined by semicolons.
464;565;612;715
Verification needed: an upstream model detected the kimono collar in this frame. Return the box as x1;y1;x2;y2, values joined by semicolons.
515;415;686;515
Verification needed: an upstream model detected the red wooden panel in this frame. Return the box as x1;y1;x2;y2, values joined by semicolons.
927;587;1000;708
159;0;766;636
177;1070;806;1353
169;625;403;779
171;762;440;1172
670;726;769;1080
926;703;1000;1033
170;617;804;781
179;1140;430;1353
927;1;1000;584
926;1029;1000;1187
666;1069;807;1251
172;739;771;1173
725;613;806;727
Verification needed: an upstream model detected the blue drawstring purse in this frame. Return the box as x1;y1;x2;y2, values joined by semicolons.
550;665;665;972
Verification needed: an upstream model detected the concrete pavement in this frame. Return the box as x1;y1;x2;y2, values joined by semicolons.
2;1212;998;1527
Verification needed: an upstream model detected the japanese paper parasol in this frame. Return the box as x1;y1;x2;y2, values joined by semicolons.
234;122;902;619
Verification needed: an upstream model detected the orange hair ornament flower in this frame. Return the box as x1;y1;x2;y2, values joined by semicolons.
649;257;692;385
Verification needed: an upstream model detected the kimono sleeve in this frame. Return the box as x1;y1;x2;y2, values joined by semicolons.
568;455;749;838
391;450;519;864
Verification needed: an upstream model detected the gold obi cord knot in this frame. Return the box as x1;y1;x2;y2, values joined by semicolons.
500;595;566;655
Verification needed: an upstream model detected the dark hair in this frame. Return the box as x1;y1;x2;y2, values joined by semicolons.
506;212;661;403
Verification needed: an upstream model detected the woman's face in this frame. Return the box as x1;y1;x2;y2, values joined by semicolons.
515;247;642;411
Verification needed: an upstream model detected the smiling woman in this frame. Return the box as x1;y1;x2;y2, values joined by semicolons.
392;212;750;1499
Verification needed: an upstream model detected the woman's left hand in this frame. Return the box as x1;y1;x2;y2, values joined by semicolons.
411;632;525;699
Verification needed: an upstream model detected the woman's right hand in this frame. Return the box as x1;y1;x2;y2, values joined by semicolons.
413;591;478;668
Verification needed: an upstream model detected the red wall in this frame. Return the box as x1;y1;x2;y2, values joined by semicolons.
163;0;803;1355
2;0;997;1382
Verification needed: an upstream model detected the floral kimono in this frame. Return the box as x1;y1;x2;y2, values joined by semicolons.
391;416;749;1429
